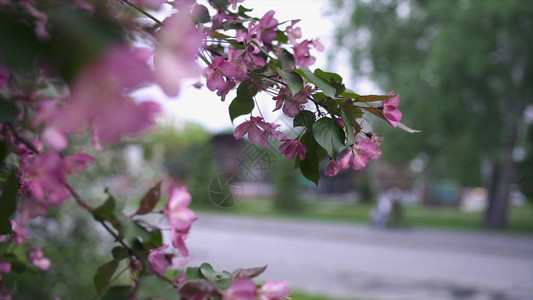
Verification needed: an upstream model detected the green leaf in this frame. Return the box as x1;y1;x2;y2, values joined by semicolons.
356;94;395;102
92;196;117;222
295;68;337;98
101;286;134;300
93;259;119;296
0;142;7;165
111;247;128;260
277;68;303;96
140;227;163;250
185;267;205;280
0;100;20;123
341;110;355;145
0;13;45;72
312;118;346;158
276;29;289;43
215;278;233;290
191;5;210;24
341;90;360;99
277;49;295;70
0;171;18;235
314;69;345;94
293;110;316;128
314;69;343;83
45;5;125;83
229;81;256;122
298;131;321;185
133;181;162;216
136;275;180;300
200;263;219;281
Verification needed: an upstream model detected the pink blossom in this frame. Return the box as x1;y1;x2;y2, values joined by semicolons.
217;78;237;102
0;63;9;89
279;138;306;160
381;93;402;127
293;40;316;68
325;159;342;177
223;279;257;300
155;11;204;97
148;245;171;275
0;283;10;300
254;10;278;45
229;0;244;10
338;139;381;171
259;280;290;300
311;39;325;52
0;262;10;282
227;49;252;79
10;220;28;245
0;262;11;275
206;57;239;92
286;20;302;45
19;2;49;39
41;127;68;151
62;153;95;174
273;86;309;118
46;47;160;148
171;255;192;270
27;248;51;270
165;186;197;256
22;152;69;206
233;117;285;148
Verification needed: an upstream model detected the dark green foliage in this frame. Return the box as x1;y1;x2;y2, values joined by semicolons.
357;171;374;204
333;0;533;185
333;0;533;227
273;158;306;213
517;124;533;203
189;141;217;208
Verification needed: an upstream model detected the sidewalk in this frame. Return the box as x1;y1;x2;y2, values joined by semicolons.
187;213;533;300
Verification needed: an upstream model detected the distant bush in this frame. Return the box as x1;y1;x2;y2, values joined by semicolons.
189;141;218;208
273;158;306;213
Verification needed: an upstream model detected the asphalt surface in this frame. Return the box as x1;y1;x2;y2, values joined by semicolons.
186;213;533;300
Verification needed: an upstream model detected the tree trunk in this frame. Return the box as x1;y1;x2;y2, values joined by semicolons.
484;103;521;229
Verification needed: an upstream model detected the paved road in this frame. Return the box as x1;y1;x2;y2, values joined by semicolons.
186;213;533;300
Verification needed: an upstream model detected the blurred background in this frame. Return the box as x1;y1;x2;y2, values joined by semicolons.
15;0;533;299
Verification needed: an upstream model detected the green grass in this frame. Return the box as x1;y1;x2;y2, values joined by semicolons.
290;291;366;300
200;197;533;234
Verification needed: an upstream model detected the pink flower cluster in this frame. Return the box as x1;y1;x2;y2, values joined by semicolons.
283;20;324;68
27;247;51;271
223;279;290;300
273;86;310;118
17;151;95;230
42;47;161;151
207;9;277;101
233;117;285;148
279;138;307;160
164;186;197;257
325;137;382;176
381;93;402;127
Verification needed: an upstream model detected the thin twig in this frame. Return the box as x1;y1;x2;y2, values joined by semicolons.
120;0;164;26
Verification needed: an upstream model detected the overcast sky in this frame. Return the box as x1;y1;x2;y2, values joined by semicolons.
137;0;378;132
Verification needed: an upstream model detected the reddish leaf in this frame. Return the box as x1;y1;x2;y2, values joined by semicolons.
356;94;395;102
230;265;267;280
134;181;162;216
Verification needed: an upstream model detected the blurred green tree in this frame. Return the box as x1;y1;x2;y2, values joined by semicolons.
189;141;218;208
333;0;533;228
273;158;306;213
